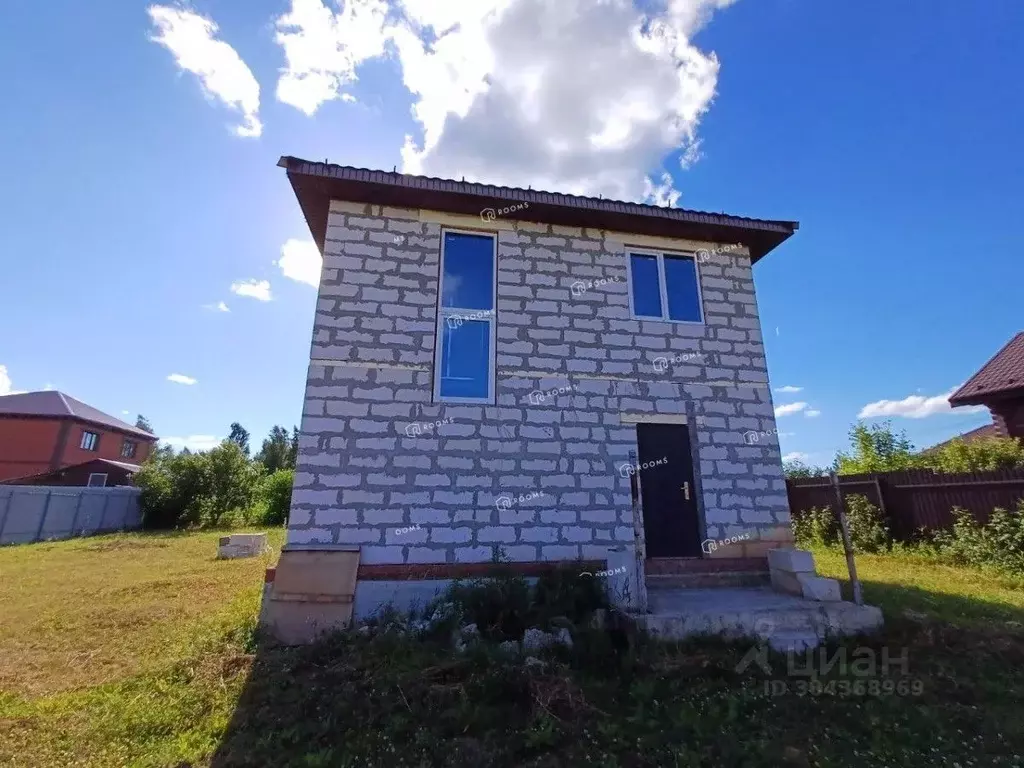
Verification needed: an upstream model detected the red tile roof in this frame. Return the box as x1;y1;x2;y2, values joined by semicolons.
0;391;157;440
950;332;1024;405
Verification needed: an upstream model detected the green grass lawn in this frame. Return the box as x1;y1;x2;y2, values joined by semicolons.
1;531;1023;766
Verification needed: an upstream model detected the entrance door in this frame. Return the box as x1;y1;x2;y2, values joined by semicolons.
636;422;702;557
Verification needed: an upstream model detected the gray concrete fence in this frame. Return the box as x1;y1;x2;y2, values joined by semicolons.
0;486;142;545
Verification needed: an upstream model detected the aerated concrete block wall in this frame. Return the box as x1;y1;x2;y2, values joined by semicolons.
287;201;790;565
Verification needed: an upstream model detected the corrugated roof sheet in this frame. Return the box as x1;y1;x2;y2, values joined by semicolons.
0;391;157;440
949;332;1024;404
278;156;799;262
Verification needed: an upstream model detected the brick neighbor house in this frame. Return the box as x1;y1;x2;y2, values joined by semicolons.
0;391;157;484
948;331;1024;440
278;156;798;617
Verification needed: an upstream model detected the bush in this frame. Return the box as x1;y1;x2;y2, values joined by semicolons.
845;494;891;553
922;436;1024;473
256;469;295;526
136;441;265;529
932;502;1024;575
792;506;838;547
425;558;611;643
791;495;890;552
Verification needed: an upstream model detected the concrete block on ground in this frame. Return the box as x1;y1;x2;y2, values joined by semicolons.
218;532;269;559
797;575;842;602
767;548;815;574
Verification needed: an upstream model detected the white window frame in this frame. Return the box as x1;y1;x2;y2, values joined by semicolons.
121;440;137;459
625;248;705;325
80;431;99;451
433;227;498;404
87;473;107;488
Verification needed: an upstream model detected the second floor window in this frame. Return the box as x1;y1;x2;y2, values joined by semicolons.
627;250;704;323
80;431;99;451
121;440;137;459
434;230;496;403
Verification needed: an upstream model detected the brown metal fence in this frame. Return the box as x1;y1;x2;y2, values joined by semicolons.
786;468;1024;539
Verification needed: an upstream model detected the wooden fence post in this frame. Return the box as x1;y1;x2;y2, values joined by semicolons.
830;472;863;606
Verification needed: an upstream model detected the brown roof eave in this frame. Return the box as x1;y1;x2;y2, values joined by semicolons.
949;385;1024;408
279;156;798;263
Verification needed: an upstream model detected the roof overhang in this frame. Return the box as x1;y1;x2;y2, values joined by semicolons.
279;157;798;264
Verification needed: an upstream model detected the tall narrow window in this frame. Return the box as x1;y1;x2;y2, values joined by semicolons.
80;431;99;451
627;251;704;323
435;230;496;403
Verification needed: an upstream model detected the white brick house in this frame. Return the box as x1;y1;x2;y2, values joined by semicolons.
279;156;798;615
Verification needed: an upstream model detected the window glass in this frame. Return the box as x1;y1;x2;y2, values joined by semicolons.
439;319;490;399
664;255;702;322
441;232;494;310
629;254;663;317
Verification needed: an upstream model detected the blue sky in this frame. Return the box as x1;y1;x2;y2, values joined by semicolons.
0;0;1020;462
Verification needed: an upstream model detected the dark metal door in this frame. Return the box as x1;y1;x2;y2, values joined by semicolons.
636;422;701;557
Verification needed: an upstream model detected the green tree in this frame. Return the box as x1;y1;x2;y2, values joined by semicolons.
834;421;920;475
256;425;295;472
204;441;263;526
228;422;250;456
290;426;299;469
135;414;154;433
783;459;827;479
922;436;1024;473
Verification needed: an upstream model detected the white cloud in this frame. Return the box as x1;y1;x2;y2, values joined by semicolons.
148;5;262;137
230;279;273;301
167;373;198;385
775;385;803;394
0;365;25;396
804;409;822;418
858;388;986;420
275;0;391;115
774;401;808;418
203;301;230;312
276;239;323;287
122;410;131;415
782;452;809;463
162;435;222;452
273;0;735;200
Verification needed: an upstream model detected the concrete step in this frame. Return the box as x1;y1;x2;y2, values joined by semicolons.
764;630;820;653
630;587;883;646
647;571;770;589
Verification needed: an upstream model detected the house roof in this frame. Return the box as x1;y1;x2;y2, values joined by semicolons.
949;332;1024;405
923;422;1001;453
278;156;799;263
1;457;143;485
0;391;157;440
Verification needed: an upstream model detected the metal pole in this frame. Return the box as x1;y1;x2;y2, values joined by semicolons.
34;490;53;544
69;491;85;538
830;472;862;606
0;491;11;544
628;448;648;614
98;492;111;532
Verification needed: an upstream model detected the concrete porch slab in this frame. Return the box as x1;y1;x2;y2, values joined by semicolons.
629;586;883;648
